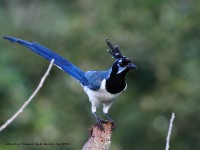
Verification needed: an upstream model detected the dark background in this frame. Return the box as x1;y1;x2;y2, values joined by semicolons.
0;0;200;149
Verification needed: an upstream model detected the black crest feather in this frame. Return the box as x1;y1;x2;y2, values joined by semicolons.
106;39;123;59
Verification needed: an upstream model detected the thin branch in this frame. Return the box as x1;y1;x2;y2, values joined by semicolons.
165;112;175;150
0;59;54;132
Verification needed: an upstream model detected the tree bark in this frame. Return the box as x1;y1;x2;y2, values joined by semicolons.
82;121;113;150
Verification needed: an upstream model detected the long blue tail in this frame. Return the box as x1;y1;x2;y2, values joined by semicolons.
4;36;89;86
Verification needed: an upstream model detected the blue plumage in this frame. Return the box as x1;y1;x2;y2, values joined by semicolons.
85;70;111;90
4;36;137;131
3;36;89;86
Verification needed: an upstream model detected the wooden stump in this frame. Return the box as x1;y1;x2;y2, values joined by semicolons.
82;120;114;150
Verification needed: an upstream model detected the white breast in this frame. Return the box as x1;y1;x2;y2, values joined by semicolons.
84;79;126;105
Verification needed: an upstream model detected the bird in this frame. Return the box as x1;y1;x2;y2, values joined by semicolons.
3;36;137;130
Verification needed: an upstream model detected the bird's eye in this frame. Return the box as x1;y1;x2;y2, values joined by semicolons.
119;62;123;66
118;59;123;66
118;61;127;67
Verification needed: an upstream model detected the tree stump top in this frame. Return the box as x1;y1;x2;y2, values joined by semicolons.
82;121;113;150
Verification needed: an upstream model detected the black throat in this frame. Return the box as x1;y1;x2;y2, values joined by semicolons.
105;64;128;94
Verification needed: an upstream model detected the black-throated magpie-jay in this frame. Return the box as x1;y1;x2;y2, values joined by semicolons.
4;36;137;130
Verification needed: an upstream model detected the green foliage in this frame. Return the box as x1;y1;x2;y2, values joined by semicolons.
0;0;200;149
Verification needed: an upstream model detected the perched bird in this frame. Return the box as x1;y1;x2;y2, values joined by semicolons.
4;36;137;130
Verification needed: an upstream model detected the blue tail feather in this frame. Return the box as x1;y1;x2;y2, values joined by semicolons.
4;36;89;86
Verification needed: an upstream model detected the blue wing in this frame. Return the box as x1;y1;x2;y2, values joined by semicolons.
85;70;111;90
4;36;89;86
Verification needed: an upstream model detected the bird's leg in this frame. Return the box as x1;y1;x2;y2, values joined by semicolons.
103;103;116;131
104;113;113;121
93;112;106;131
104;113;116;131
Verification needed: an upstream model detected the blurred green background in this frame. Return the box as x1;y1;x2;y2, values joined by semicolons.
0;0;200;149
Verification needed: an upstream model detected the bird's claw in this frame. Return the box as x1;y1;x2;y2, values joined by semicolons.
110;120;116;131
96;118;116;131
96;118;106;131
104;113;116;131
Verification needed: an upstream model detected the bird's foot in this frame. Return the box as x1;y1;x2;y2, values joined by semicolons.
96;118;106;131
109;120;116;131
93;112;116;131
105;113;116;131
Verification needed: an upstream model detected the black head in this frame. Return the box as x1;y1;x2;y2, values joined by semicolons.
106;39;137;74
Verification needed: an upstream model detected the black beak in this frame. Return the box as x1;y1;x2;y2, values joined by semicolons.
127;63;138;70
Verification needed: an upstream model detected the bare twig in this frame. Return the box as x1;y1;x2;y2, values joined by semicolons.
0;59;54;132
165;112;175;150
